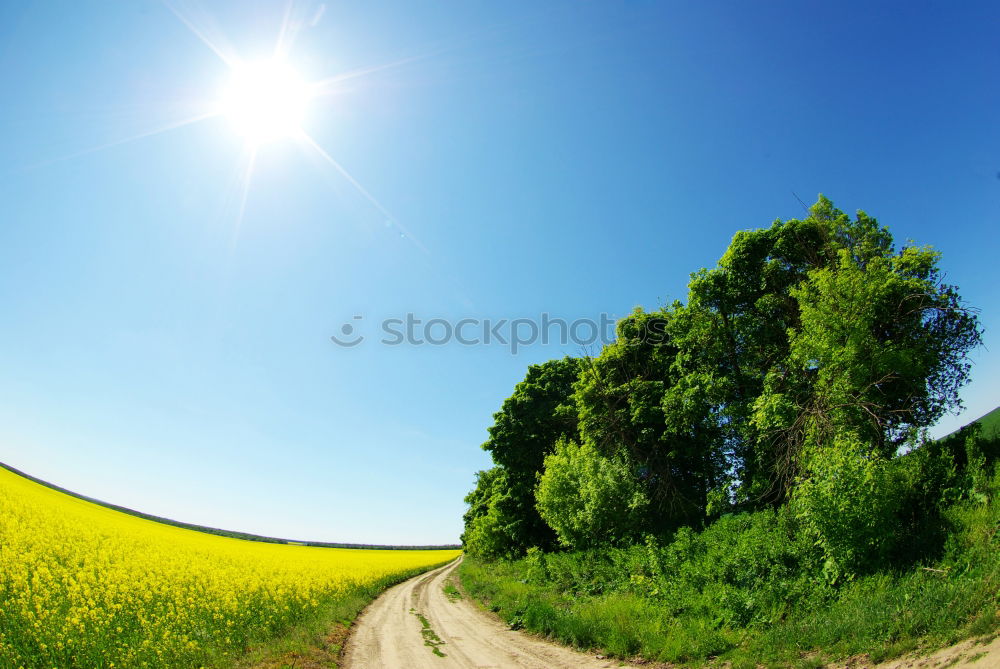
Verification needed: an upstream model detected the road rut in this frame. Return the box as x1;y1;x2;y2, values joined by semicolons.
342;558;623;669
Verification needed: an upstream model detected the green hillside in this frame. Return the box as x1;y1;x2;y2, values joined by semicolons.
965;406;1000;438
940;405;1000;441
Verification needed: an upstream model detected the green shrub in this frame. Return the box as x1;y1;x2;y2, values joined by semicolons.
648;507;823;627
535;439;649;549
791;434;906;580
461;461;1000;668
462;501;514;559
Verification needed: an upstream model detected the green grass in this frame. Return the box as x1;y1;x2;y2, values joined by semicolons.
443;579;463;602
239;564;452;668
411;608;447;657
235;586;373;668
459;465;1000;667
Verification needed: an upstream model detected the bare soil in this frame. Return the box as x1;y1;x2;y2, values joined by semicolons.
341;557;1000;669
862;633;1000;669
341;558;629;668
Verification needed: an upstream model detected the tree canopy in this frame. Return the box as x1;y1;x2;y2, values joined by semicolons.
462;197;982;558
463;357;580;555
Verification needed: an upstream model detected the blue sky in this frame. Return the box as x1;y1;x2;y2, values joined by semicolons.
1;1;997;544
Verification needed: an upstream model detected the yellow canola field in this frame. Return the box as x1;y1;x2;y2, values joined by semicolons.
0;467;459;668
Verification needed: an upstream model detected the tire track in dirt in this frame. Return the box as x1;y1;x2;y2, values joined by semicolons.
342;558;1000;669
342;558;625;669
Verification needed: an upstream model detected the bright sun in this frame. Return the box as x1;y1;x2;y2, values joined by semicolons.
219;60;312;144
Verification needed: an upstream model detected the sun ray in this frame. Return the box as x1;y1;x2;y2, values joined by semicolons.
154;2;439;261
272;0;306;62
232;145;258;246
309;55;430;98
296;131;429;255
307;23;528;99
165;0;243;68
21;111;221;172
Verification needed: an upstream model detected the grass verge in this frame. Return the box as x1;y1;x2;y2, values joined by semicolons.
443;579;463;602
241;561;455;668
459;479;1000;667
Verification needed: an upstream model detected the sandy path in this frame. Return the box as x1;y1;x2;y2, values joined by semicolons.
342;558;624;669
867;634;1000;669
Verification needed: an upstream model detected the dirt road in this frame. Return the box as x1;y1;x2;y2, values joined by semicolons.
868;634;1000;669
342;558;623;669
341;558;1000;669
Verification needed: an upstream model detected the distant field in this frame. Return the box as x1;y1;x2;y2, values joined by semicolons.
0;462;459;551
0;466;459;668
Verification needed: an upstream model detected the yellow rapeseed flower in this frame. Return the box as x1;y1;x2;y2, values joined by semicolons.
0;467;458;667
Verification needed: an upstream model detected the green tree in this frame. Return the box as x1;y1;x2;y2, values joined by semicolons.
574;309;723;531
461;467;525;559
535;439;650;549
464;195;981;560
758;245;981;456
465;357;580;557
682;196;980;504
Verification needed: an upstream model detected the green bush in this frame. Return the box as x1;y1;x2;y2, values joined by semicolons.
461;464;1000;666
462;500;515;560
649;508;823;626
791;434;905;580
535;439;650;549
